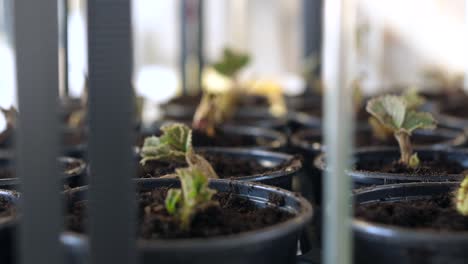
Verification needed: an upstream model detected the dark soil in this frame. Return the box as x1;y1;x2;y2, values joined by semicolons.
355;193;468;231
66;187;293;239
62;130;86;147
297;103;368;122
139;129;275;148
192;129;266;147
355;158;465;175
297;129;449;149
0;197;14;218
164;95;270;108
0;161;82;179
137;151;288;179
436;91;468;118
354;130;449;147
441;103;468;119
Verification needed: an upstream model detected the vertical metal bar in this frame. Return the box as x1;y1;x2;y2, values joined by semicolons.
13;1;62;264
87;0;136;264
59;0;70;97
197;0;204;91
465;0;468;89
180;0;188;94
322;0;355;263
303;0;323;59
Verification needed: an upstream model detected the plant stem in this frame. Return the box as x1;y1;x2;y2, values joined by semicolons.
394;131;413;165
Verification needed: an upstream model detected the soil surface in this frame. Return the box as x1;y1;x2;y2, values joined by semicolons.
66;187;293;239
298;130;449;149
355;157;465;176
140;129;276;148
137;151;289;179
165;95;270;108
355;193;468;231
354;131;449;147
435;91;468;119
0;160;82;179
0;196;14;218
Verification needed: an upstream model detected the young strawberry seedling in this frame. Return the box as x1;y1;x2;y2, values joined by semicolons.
366;94;436;168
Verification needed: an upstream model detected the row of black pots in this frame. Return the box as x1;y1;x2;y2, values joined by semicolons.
296;182;468;264
62;123;289;160
0;147;302;192
290;124;467;204
2;179;465;264
0;150;87;190
0;178;313;264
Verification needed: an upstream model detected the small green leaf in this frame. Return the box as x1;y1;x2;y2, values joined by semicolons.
213;48;250;77
366;95;406;130
401;111;436;134
165;189;182;215
172;167;217;230
402;88;425;110
408;153;420;169
139;123;192;165
456;175;468;216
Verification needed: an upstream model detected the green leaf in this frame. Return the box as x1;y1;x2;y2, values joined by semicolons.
172;167;217;230
213;48;250;77
401;111;436;134
408;153;420;169
165;189;182;215
366;95;406;130
160;123;192;152
402;88;425;110
139;123;192;165
456;175;468;216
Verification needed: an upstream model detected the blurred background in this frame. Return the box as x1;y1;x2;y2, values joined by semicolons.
1;0;467;110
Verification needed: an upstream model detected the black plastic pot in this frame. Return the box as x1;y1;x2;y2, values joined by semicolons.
62;178;313;264
315;147;468;190
142;147;302;190
143;122;288;151
160;96;288;131
0;189;19;264
354;182;468;264
292;127;465;204
0;150;87;189
287;112;321;133
436;109;468;131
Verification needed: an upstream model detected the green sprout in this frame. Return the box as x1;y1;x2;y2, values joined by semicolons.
193;48;250;135
140;123;218;179
368;89;427;142
213;48;250;78
165;166;218;230
402;87;425;110
456;175;468;216
366;95;436;168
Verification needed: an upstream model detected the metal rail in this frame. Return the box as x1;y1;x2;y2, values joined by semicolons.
14;1;62;264
87;0;136;264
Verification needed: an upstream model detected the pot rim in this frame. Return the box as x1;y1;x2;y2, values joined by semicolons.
145;122;288;150
315;146;468;179
61;178;313;250
353;182;468;240
293;126;465;153
0;150;87;184
196;147;303;182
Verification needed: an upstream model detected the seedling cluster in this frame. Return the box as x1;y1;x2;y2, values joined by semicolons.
140;123;219;230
